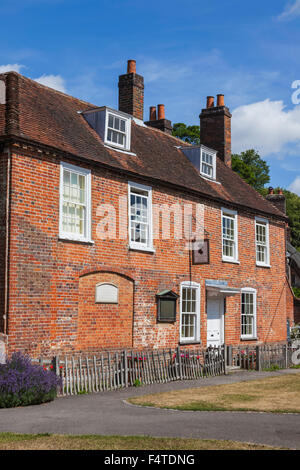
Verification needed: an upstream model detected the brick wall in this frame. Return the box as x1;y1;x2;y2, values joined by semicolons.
5;145;291;357
0;151;8;333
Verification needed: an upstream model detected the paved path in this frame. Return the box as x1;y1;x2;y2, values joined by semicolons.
0;369;300;449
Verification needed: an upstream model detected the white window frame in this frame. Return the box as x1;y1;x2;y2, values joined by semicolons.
255;217;270;267
128;181;154;252
200;146;216;180
59;162;92;243
241;287;257;340
104;109;131;151
221;208;239;263
180;281;201;343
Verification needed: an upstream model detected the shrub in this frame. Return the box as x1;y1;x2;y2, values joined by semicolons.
0;352;61;408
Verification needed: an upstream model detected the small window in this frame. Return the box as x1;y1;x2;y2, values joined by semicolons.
241;289;257;339
255;218;270;266
59;162;91;242
128;181;153;252
105;110;131;151
222;208;238;262
200;147;216;180
96;283;118;304
157;290;179;323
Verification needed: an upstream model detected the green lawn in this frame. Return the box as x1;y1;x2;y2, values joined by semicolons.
0;433;283;450
129;373;300;413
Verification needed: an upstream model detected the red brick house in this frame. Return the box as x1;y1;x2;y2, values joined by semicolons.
0;60;294;358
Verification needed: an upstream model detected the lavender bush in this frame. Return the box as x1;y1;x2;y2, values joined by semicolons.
0;352;61;408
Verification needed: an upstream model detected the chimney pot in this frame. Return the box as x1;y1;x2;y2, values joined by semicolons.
157;104;165;120
206;96;214;108
278;188;283;195
149;106;157;121
268;187;274;195
217;94;225;107
127;60;136;74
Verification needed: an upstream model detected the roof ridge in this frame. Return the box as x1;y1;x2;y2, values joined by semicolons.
0;71;96;110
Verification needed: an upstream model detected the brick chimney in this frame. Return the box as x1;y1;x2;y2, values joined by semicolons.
145;104;172;135
266;187;286;214
200;94;232;166
118;60;144;120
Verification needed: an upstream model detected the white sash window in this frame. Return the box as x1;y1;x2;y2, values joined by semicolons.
60;162;91;242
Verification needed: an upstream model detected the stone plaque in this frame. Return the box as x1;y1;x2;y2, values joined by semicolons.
95;283;118;304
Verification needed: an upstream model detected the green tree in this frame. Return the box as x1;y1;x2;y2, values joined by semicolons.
172;123;200;145
231;149;270;191
282;190;300;251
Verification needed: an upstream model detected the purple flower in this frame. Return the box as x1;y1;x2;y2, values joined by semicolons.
0;352;61;408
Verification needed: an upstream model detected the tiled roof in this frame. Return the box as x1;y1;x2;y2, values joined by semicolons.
0;71;287;220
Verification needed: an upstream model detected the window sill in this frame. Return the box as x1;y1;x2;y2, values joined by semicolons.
240;337;258;341
200;174;221;184
104;144;136;156
129;244;155;254
58;236;94;245
179;341;201;346
256;263;271;268
222;259;240;265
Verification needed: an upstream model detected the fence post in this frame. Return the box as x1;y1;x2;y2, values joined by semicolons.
284;344;288;369
51;356;60;395
226;345;232;367
255;346;261;371
123;350;128;388
177;346;182;380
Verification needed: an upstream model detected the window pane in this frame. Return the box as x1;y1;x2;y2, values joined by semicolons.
62;168;87;237
130;188;149;246
222;213;236;258
256;222;268;264
241;292;255;337
107;113;127;148
108;114;114;128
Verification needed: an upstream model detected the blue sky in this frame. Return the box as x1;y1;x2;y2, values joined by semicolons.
0;0;300;194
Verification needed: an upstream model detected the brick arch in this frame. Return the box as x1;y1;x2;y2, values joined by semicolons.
79;266;135;283
76;271;134;352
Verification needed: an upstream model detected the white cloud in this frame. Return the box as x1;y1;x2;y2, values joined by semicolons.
0;63;24;73
278;1;300;21
34;74;66;93
289;176;300;195
232;99;300;157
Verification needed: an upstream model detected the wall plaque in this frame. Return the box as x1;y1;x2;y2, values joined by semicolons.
192;239;210;265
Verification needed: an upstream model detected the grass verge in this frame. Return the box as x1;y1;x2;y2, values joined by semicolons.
128;373;300;413
0;433;283;450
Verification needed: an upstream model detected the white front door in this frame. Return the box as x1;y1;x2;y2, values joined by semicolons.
207;294;224;347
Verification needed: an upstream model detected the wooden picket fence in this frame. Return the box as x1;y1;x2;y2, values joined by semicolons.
43;346;225;396
227;343;299;371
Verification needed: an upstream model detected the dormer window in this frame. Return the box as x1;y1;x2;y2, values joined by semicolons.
180;145;217;181
82;106;131;152
200;148;216;179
